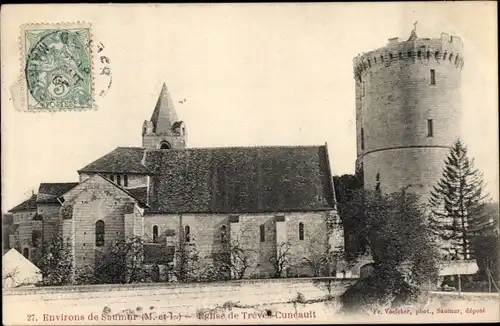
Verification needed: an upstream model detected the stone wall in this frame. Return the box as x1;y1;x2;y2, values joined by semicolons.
142;211;335;279
62;175;141;270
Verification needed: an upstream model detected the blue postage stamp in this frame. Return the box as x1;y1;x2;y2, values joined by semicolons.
20;23;94;111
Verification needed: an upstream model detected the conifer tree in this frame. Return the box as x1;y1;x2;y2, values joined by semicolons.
429;139;489;260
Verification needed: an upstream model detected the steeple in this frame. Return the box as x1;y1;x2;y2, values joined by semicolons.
142;83;187;150
150;83;179;134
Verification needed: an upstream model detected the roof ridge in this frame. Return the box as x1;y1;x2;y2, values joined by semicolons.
39;181;79;185
145;144;326;151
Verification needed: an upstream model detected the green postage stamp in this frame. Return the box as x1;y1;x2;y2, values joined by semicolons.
20;23;94;111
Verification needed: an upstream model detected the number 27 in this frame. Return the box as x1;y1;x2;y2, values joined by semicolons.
27;314;35;321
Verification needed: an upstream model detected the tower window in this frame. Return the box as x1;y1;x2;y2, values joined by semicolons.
153;225;158;243
373;57;377;64
361;127;365;150
109;175;115;182
380;55;384;63
435;51;440;59
23;248;29;259
298;222;304;240
398;52;403;59
96;220;105;247
123;175;128;187
417;50;421;58
407;51;412;58
389;53;393;61
260;225;265;243
443;52;447;60
430;69;436;85
184;225;191;243
221;225;228;243
449;53;454;62
116;175;121;186
427;119;434;137
426;51;431;59
159;141;171;149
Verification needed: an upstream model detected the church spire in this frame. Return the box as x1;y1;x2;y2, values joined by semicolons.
150;83;179;134
142;82;187;150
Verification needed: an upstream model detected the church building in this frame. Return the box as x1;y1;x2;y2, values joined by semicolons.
8;83;344;281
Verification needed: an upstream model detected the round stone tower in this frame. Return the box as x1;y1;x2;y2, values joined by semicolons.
354;29;464;202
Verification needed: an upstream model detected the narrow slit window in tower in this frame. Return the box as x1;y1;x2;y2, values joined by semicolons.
109;175;115;182
361;128;365;150
184;225;191;242
123;175;128;187
116;175;121;186
427;119;434;137
430;69;436;85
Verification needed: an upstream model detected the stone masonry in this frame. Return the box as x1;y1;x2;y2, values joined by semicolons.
354;31;463;203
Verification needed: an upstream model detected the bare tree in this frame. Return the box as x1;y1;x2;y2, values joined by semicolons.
270;241;291;278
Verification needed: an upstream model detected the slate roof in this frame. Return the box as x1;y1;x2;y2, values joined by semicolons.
150;83;179;134
37;182;79;204
78;147;151;174
78;144;336;214
146;145;335;213
128;187;148;206
9;194;38;213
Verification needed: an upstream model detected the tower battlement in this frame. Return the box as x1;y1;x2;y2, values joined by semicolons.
353;33;464;82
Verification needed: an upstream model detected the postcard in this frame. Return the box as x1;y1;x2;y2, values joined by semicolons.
2;2;498;325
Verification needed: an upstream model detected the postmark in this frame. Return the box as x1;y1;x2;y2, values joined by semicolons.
19;22;94;111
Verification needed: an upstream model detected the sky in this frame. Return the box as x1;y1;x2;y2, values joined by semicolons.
1;2;498;212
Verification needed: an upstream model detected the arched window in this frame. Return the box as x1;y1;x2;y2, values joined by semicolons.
96;220;105;247
23;248;29;258
221;225;228;243
32;230;42;247
260;225;265;243
298;223;305;240
153;225;158;243
184;225;191;242
159;141;171;150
